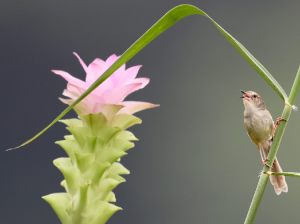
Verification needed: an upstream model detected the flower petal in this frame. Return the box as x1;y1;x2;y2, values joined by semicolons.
118;101;160;114
91;58;105;69
86;62;104;85
104;54;119;71
125;77;149;89
102;83;143;104
110;64;126;87
59;98;91;115
53;70;88;89
57;53;158;116
66;83;84;95
73;52;88;73
118;66;142;85
111;64;142;87
62;89;79;100
66;84;96;110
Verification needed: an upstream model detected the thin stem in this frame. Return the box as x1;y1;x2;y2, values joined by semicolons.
265;171;300;177
244;66;300;224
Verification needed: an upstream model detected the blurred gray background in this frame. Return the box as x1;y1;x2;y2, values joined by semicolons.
1;1;300;223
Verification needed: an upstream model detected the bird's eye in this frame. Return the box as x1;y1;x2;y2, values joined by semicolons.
253;95;257;98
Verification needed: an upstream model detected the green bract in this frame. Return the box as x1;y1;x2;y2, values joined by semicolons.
43;105;141;224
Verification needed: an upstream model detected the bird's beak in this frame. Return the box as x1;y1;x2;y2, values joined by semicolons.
240;90;250;102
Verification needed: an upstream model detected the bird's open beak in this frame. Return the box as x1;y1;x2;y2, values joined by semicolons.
240;90;250;102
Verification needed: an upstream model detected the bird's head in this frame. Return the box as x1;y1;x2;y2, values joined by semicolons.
240;90;266;110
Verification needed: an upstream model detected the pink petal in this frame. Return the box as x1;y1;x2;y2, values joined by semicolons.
67;83;106;104
85;62;117;97
62;89;79;100
73;52;88;73
66;83;85;95
57;54;157;116
85;62;104;84
53;70;88;89
118;101;159;114
66;84;96;110
104;54;119;71
92;58;105;68
59;98;92;116
120;65;142;84
125;77;149;89
59;97;73;106
102;83;143;104
109;64;126;87
92;78;114;97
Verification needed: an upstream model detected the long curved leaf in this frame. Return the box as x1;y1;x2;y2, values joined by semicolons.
9;4;287;150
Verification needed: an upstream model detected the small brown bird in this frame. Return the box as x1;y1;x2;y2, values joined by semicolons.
241;90;288;195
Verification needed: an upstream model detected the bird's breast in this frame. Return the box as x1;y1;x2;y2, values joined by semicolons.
244;109;273;144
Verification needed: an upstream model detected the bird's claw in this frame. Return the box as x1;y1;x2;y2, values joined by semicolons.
262;159;273;168
276;117;287;125
263;163;273;168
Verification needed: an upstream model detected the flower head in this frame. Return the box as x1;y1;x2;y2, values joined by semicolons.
53;53;158;115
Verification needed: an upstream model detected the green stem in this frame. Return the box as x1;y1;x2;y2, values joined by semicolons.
244;105;290;224
265;171;300;177
244;66;300;224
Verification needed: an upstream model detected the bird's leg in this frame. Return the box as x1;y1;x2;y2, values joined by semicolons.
257;144;273;168
272;117;287;138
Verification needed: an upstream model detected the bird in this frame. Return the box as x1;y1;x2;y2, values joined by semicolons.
241;90;288;195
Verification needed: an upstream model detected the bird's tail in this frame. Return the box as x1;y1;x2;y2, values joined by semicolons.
262;142;288;195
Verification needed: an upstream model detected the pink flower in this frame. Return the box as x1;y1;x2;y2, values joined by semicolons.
53;53;159;116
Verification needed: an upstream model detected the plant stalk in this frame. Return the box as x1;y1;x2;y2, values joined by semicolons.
244;66;300;224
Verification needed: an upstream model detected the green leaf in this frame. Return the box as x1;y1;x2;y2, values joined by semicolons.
60;180;68;191
86;161;110;184
111;114;142;130
63;135;75;140
74;152;95;174
83;136;106;154
98;178;122;200
94;125;122;143
67;127;92;148
106;173;126;183
54;158;80;196
53;157;72;167
80;113;108;134
99;104;124;121
104;191;116;203
59;118;83;128
84;200;121;224
117;130;139;141
108;162;130;175
266;171;300;177
95;147;127;164
11;4;287;149
73;183;89;214
110;139;135;151
42;193;72;224
56;140;79;163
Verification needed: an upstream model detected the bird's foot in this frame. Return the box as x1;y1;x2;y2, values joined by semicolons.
272;118;287;137
262;159;273;168
276;117;287;125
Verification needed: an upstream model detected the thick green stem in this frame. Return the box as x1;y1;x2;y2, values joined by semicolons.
244;105;291;224
244;66;300;224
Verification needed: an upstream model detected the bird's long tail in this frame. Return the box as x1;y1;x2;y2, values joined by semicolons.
262;142;288;195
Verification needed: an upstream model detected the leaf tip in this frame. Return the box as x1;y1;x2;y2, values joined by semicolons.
5;147;17;152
